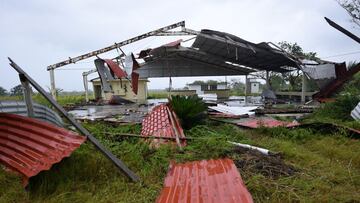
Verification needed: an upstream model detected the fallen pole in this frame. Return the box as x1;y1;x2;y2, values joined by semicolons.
8;58;140;182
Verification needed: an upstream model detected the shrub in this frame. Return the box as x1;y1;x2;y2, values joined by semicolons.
169;95;207;130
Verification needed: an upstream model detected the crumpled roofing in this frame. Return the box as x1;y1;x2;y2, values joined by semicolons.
156;158;253;203
192;29;299;72
141;104;186;147
0;113;86;186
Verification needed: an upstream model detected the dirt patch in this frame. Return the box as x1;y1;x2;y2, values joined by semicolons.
233;146;297;179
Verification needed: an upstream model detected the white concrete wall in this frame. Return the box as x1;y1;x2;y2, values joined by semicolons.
250;83;260;94
188;85;203;94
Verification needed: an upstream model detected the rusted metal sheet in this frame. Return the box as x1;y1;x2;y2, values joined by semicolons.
236;118;300;129
9;58;139;182
141;104;186;147
0;113;86;186
104;59;127;78
156;158;253;203
131;72;139;95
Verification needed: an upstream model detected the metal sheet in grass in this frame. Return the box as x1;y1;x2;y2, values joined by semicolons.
352;102;360;121
141;104;186;147
236;117;300;129
156;158;253;203
0;113;86;186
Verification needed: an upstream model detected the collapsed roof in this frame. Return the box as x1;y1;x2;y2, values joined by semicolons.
137;29;300;77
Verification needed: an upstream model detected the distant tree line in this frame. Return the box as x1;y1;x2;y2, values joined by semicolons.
0;85;24;96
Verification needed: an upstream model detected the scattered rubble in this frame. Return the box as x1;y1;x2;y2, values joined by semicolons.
233;146;297;179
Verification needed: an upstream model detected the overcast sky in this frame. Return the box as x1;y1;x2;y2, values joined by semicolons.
1;0;360;92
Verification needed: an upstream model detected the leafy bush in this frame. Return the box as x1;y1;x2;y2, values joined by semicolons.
169;95;207;130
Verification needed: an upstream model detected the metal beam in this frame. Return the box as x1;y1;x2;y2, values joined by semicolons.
325;17;360;44
47;21;186;70
9;58;140;182
154;31;195;36
19;74;34;118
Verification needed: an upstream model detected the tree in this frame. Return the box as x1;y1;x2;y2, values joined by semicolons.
337;0;360;27
278;41;319;60
0;86;8;96
10;84;23;96
230;78;245;95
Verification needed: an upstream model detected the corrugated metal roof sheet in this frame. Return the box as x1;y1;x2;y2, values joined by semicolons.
0;100;64;126
141;104;186;147
192;29;298;72
0;113;86;186
156;158;253;203
352;102;360;121
237;118;300;129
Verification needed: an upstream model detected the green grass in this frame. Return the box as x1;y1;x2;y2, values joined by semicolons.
0;94;86;107
1;121;360;202
147;90;168;99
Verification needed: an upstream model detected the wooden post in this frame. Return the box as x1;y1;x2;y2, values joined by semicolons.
19;74;34;118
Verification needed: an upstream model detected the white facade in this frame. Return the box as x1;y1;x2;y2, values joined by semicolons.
188;83;227;94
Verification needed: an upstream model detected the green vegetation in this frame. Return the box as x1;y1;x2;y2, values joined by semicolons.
304;72;360;128
169;95;207;129
147;90;168;99
1;121;360;202
0;93;86;107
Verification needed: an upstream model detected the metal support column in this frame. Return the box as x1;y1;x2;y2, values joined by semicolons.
244;75;248;105
19;74;34;117
50;69;56;100
266;71;270;89
301;72;307;104
83;74;89;103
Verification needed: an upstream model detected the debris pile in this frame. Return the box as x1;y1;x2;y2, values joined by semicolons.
233;146;296;179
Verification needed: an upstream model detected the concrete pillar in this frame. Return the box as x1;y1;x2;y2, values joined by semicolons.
301;72;307;104
50;69;57;101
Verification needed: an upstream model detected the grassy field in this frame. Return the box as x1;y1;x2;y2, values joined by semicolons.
0;93;86;107
1;119;360;202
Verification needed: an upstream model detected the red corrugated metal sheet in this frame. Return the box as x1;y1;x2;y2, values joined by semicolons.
237;118;300;129
0;113;86;186
141;104;186;147
131;72;139;94
156;158;253;203
104;59;127;78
